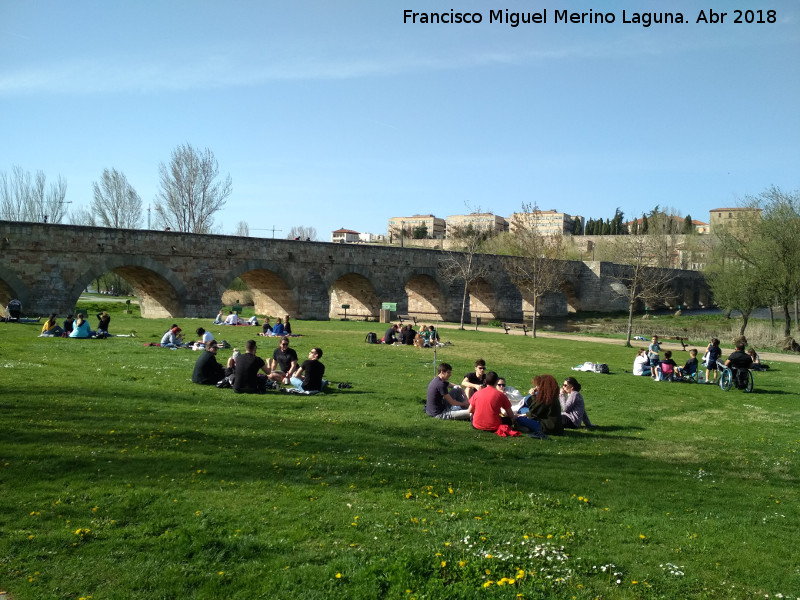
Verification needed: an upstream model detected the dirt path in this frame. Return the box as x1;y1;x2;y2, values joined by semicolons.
433;322;800;365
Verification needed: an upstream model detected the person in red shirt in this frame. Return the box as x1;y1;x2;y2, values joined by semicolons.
469;371;516;432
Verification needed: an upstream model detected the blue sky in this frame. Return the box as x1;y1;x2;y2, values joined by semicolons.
2;1;798;238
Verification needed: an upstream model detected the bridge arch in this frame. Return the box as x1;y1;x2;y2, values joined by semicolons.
328;271;380;320
219;261;299;319
467;277;498;321
404;271;447;322
72;256;187;318
0;266;30;310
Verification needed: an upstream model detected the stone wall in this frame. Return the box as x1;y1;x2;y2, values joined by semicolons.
0;221;711;320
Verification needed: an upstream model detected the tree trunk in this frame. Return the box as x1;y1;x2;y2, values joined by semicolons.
739;313;749;337
459;283;468;330
531;296;538;339
783;303;791;337
625;298;635;347
769;305;774;327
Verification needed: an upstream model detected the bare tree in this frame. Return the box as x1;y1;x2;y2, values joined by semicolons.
0;166;69;223
91;168;142;228
234;221;250;237
68;205;97;226
154;144;231;233
607;233;675;346
506;205;565;338
286;226;317;241
438;224;492;329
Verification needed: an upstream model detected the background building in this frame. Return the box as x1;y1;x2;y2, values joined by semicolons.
709;207;762;232
331;228;360;243
445;213;508;237
387;215;446;240
509;210;582;236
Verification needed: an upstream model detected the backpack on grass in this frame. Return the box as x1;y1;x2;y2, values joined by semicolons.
365;332;378;344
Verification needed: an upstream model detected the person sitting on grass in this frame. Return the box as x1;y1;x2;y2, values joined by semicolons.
747;348;769;371
461;358;487;400
383;323;400;344
40;314;64;337
213;309;225;324
676;349;699;379
469;371;516;432
290;347;326;392
224;311;239;325
69;313;93;338
268;336;300;385
425;362;470;420
525;374;564;436
633;348;651;376
259;317;273;336
63;314;75;335
191;340;234;385
659;350;678;381
559;377;595;429
233;339;271;394
283;314;292;335
194;327;214;349
96;311;111;337
160;325;184;349
272;317;286;337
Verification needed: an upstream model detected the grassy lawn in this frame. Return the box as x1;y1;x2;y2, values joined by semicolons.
1;308;798;599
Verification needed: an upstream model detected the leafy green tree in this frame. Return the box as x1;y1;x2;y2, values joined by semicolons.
713;187;800;337
412;224;428;239
683;214;694;234
706;260;766;337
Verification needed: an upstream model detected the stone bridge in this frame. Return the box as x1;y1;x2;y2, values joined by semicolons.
0;221;711;321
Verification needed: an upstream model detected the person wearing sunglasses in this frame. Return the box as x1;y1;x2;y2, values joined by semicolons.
559;377;595;429
461;358;488;400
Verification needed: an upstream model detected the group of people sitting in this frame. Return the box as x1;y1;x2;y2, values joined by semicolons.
213;310;260;327
425;358;595;437
212;310;295;338
383;323;440;347
191;336;325;394
39;312;110;339
633;335;766;381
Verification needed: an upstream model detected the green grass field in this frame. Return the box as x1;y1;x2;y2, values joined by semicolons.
1;309;798;599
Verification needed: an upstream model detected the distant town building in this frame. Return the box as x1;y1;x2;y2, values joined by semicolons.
445;213;508;238
387;215;446;240
331;228;360;243
709;207;762;232
359;232;385;243
509;210;582;236
692;220;710;234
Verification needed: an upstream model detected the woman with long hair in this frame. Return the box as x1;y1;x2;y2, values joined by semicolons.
40;313;64;336
559;376;595;428
527;374;564;435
